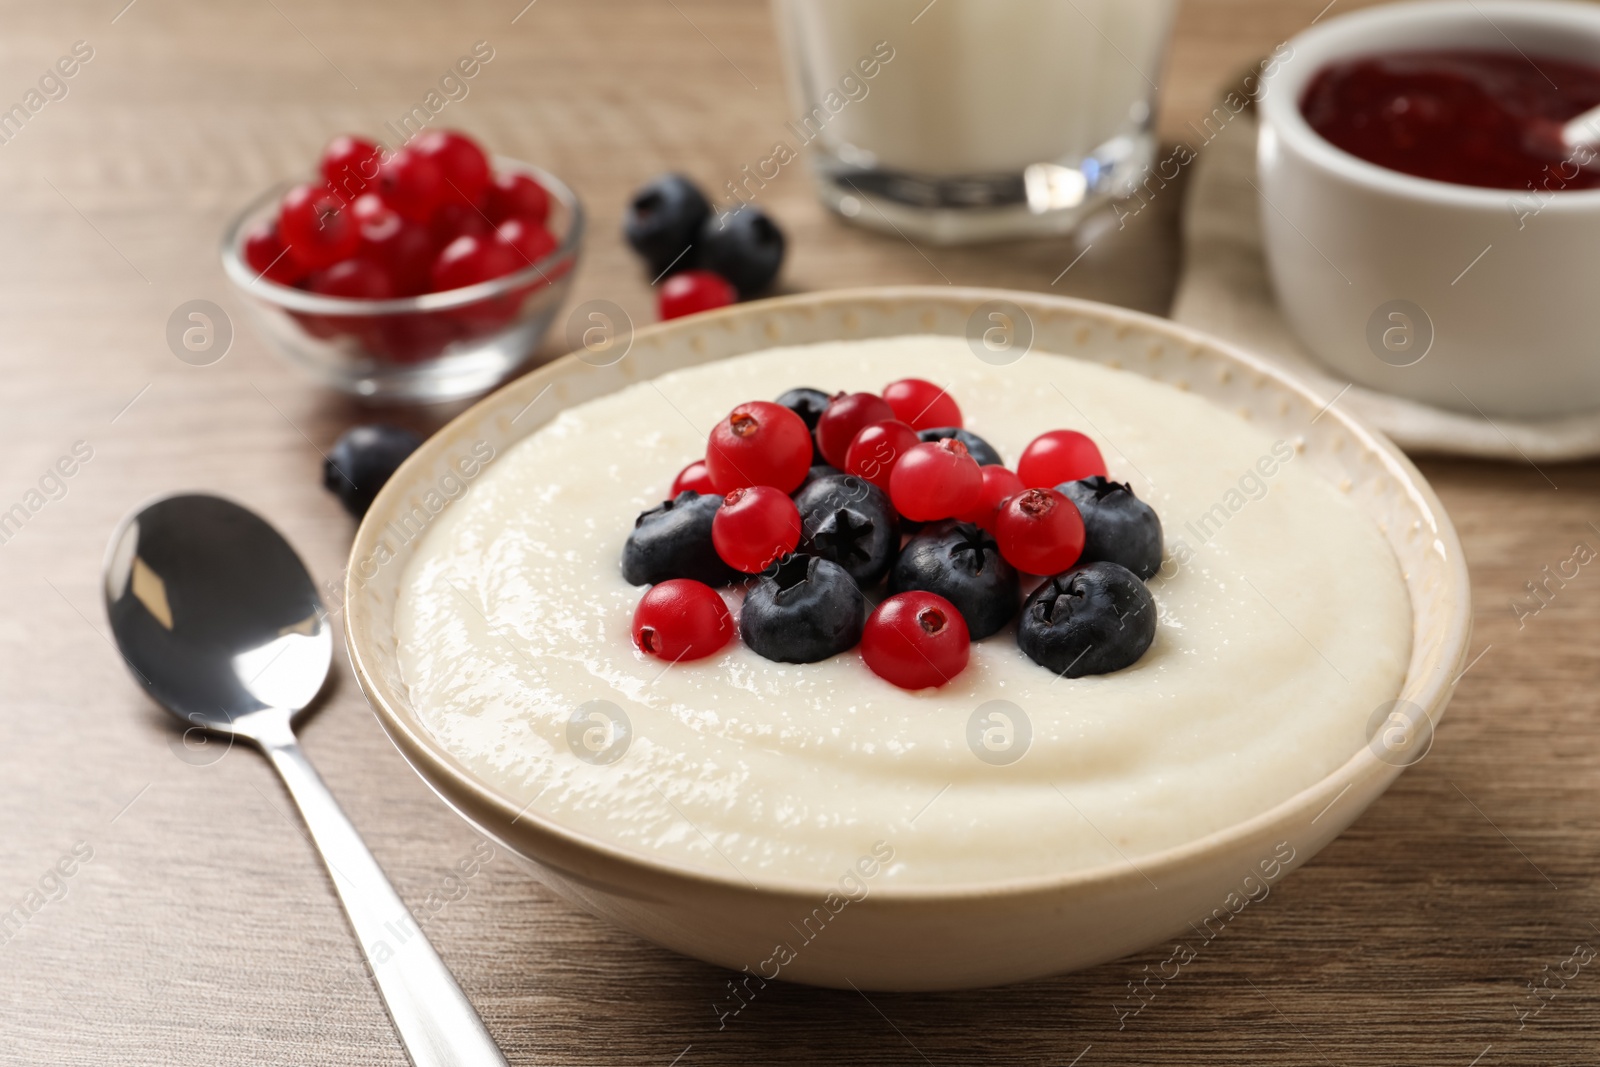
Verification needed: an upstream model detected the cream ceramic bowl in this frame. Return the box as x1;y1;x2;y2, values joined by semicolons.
344;287;1471;991
1257;0;1600;419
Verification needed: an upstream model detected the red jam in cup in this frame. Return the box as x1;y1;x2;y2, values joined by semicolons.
1301;49;1600;190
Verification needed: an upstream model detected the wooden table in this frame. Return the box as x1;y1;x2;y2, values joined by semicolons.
4;1;1595;1063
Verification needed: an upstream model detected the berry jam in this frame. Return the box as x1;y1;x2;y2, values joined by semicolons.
1301;49;1600;191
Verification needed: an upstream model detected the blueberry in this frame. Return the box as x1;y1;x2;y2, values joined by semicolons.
776;387;830;429
1056;477;1164;580
917;427;1003;467
796;463;842;494
324;424;424;519
778;387;830;465
889;521;1019;639
698;206;785;297
794;473;899;586
1018;561;1156;677
621;491;739;587
623;174;710;277
740;555;865;663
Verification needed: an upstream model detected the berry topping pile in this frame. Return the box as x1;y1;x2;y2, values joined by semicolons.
618;380;1165;689
622;173;787;321
243;129;561;361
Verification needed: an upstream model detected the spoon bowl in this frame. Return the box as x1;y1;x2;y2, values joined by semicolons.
105;493;331;734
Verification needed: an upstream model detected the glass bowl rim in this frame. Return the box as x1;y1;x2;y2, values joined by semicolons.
219;156;584;317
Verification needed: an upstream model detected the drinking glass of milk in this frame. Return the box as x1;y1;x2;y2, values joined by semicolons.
769;0;1177;243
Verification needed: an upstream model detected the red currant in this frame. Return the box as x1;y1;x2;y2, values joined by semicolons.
415;129;491;207
1017;429;1107;489
485;171;551;225
631;579;733;662
376;146;445;223
860;592;970;690
288;310;341;340
428;200;492;248
353;194;434;295
242;220;305;285
957;465;1025;530
373;311;457;364
889;439;983;522
495;218;557;270
352;191;395;233
815;392;895;469
307;257;394;300
711;486;801;573
430;233;519;292
670;459;716;497
705;401;812;494
843;420;919;491
278;182;361;270
993;488;1085;575
659;270;737;320
882;378;962;431
320;134;382;202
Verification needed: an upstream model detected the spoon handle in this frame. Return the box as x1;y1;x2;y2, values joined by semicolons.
257;723;510;1067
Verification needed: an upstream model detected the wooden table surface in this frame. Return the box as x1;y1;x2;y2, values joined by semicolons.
4;0;1597;1063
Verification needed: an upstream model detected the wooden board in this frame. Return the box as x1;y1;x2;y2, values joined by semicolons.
1;1;1595;1063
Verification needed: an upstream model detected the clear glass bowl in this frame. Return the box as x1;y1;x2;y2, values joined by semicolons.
220;159;583;403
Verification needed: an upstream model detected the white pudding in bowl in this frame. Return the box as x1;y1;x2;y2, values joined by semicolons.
395;335;1411;888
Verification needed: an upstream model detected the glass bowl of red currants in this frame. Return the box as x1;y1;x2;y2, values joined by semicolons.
221;129;583;403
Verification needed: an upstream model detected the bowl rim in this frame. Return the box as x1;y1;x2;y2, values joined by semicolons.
1259;0;1600;209
345;285;1473;904
219;156;585;315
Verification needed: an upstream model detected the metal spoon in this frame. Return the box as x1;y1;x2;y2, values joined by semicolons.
104;493;509;1067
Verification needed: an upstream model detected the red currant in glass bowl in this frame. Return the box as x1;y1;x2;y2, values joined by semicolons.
221;131;583;403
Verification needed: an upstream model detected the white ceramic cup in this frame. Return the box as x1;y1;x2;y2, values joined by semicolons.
1257;0;1600;419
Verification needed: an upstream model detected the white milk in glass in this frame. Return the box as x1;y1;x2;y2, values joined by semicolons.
771;0;1177;242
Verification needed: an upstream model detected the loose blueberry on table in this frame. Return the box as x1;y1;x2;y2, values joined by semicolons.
622;173;710;278
698;206;786;299
624;173;788;320
618;380;1166;690
324;424;423;519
